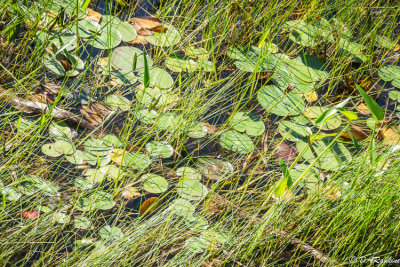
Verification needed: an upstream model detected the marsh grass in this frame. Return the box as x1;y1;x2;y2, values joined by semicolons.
0;0;399;265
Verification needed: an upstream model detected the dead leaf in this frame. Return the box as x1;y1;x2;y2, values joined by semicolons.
86;8;102;23
323;185;341;199
139;197;160;216
130;16;163;30
110;148;128;165
22;210;39;220
302;91;318;103
340;126;368;141
128;35;148;45
201;122;218;133
355;103;370;115
80;103;112;126
122;186;141;199
379;127;400;146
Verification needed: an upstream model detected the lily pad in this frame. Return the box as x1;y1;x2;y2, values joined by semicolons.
196;158;234;180
104;94;131;111
75;19;101;38
378;65;400;86
103;135;123;148
170;198;195;217
145;141;174;159
165;55;198;73
278;120;312;141
88;24;121;49
176;167;201;181
42;143;63;157
188;123;208;138
142;174;168;193
137;67;174;89
124;152;151;170
136;87;178;109
145;24;181;47
296;138;352;171
185;216;209;231
185;46;208;60
99;225;124;240
110;46;153;72
231;112;265;136
49;121;73;140
177;179;208;201
84;138;113;157
74;216;92;230
220;130;255;154
100;15;136;42
137;109;158;125
303;106;342;130
257;85;305;116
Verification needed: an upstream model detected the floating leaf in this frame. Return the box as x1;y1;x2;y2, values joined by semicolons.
196;158;234;180
185;216;209;232
99;225;124;240
2;187;21;201
104;95;131;111
100;16;137;42
53;212;71;224
220;130;254;154
188;123;208;138
84;138;113;157
231;112;265;136
136;87;178;110
137;109;158;125
137;67;174;89
103;135;123;148
176;167;201;181
146;141;174;159
89;24;121;49
165;55;198;73
145;24;181;47
74;216;92;230
142;174;168;193
185;237;208;253
185;46;208;60
257;85;305;116
304;106;342;130
49;121;73;140
139;197;160;216
124;152;151;170
296;138;352;171
278;120;312;141
111;46;153;72
170;198;195;217
75;19;101;38
42;143;63;157
177;179;208;201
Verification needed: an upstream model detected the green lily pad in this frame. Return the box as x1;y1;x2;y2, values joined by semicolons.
165;55;198;73
88;24;121;50
124;152;151;170
99;165;122;180
145;24;181;47
42;143;63;157
136;87;178;109
100;15;136;42
99;225;124;240
185;46;208;60
83;169;105;183
378;65;400;87
337;38;367;63
53;212;71;224
196;157;234;180
15;117;35;132
296;138;352;171
81;151;110;166
231;112;265;136
170;198;195;217
75;19;101;38
142;174;169;193
104;94;131;111
103;135;123;148
145;141;174;159
110;46;153;72
1;186;21;201
137;109;158;125
137;67;174;89
257;85;305;116
227;46;279;72
278;120;312;141
53;139;75;155
220;130;254;154
188;123;208;138
84;138;113;157
75;177;95;190
389;90;400;102
49;121;73;140
185;237;208;253
176;167;201;181
375;35;399;50
74;216;92;230
290;164;321;191
185;216;209;231
177;179;208;201
110;70;138;85
19;175;58;196
303;106;342;130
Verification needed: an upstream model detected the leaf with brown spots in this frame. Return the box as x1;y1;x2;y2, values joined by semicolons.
379;127;400;146
122;186;141;199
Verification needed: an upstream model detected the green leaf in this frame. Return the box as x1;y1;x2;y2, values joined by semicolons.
279;158;292;187
132;53;137;72
337;108;358;121
143;50;150;88
356;85;384;122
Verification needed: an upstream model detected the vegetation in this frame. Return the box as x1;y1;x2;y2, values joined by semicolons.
0;0;400;265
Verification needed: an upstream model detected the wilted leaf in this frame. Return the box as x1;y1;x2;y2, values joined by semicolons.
139;197;160;216
341;126;368;141
274;143;299;163
86;8;102;23
22;210;39;220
